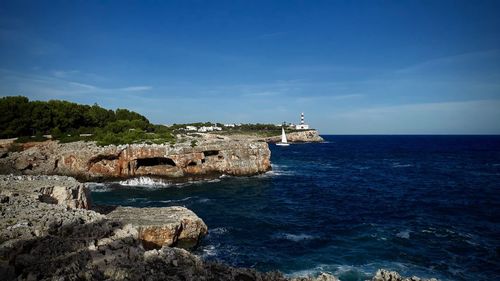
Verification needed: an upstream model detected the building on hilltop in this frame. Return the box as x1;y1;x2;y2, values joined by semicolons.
294;112;310;130
198;126;222;132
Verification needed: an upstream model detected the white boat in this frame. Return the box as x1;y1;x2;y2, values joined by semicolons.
276;127;290;146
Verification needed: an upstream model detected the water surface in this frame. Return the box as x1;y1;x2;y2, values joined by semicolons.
91;135;500;281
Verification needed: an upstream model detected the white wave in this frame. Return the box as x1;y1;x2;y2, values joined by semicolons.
287;262;448;281
172;177;226;188
273;232;317;242
265;164;295;176
396;230;411;239
197;198;211;203
201;245;217;257
271;164;288;169
118;177;172;188
126;197;150;203
286;264;332;278
85;182;111;192
353;165;370;170
210;227;228;235
286;263;387;279
158;196;195;203
392;163;413;168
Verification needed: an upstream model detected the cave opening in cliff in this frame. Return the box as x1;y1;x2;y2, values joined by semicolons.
203;150;219;157
88;154;120;166
136;157;176;168
187;161;197;166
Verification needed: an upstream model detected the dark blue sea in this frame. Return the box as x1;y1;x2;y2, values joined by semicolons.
91;136;500;281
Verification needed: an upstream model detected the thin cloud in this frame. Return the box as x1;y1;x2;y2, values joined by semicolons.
328;99;500;134
243;91;282;97
0;68;152;99
395;49;500;74
52;70;80;78
119;86;152;92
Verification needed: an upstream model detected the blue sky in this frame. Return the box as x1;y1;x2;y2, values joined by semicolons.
1;0;499;134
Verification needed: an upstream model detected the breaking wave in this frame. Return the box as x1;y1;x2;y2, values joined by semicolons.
85;182;111;192
118;177;172;188
272;232;317;242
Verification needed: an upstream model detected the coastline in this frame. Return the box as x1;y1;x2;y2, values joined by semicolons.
0;175;437;281
0;137;271;181
0;135;440;281
0;128;323;182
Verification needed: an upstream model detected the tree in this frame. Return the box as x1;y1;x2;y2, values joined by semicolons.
115;108;148;122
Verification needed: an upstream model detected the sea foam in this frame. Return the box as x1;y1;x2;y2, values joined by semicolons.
118;177;172;188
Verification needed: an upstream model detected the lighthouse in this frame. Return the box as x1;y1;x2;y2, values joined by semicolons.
295;112;310;130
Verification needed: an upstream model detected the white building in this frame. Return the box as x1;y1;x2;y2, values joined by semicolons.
185;126;198;131
294;112;310;130
224;123;236;127
198;126;222;132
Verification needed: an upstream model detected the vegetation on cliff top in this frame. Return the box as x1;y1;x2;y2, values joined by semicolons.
1;96;311;145
214;123;303;137
0;96;174;146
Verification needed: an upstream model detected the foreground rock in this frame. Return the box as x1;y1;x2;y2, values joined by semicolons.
0;175;325;281
372;269;438;281
0;138;271;180
266;129;324;143
107;206;208;249
0;174;91;209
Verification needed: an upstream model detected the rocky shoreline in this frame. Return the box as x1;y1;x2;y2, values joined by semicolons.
265;130;324;143
0;175;438;281
0;138;271;181
0;137;438;281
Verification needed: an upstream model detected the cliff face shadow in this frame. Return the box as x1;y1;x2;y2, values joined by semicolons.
91;204;118;215
1;217;290;281
1;218;121;280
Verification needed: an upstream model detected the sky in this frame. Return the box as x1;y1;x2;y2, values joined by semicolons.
1;0;499;134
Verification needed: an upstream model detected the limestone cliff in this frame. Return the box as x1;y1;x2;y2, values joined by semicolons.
0;138;271;180
266;129;324;143
0;175;207;250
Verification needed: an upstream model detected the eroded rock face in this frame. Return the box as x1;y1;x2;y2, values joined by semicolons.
266;130;324;143
0;175;91;209
107;206;208;250
0;139;271;180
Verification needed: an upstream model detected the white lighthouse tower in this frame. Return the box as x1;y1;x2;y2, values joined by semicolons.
295;112;310;130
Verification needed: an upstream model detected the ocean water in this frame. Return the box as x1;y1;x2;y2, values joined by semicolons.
91;136;500;281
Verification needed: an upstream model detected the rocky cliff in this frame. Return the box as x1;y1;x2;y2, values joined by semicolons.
0;175;207;250
266;129;324;143
0;138;271;180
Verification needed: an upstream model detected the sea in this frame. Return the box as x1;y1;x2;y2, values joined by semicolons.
90;135;500;281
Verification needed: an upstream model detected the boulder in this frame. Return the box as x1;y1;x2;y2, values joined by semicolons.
372;269;438;281
107;206;208;249
0;175;91;209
